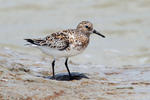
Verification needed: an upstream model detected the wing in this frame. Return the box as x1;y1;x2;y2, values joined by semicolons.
24;32;69;51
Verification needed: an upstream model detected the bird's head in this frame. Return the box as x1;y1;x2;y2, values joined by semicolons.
77;21;105;38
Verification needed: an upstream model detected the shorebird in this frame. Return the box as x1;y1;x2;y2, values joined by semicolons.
24;21;105;79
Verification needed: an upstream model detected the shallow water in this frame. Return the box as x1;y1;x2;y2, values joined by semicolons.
0;0;150;66
0;47;150;100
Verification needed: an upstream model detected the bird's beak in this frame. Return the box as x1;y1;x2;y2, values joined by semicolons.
92;29;105;38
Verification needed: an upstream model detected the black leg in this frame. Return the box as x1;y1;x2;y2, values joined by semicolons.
65;58;72;78
52;60;55;78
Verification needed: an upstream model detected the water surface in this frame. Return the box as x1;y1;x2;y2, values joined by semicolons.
0;0;150;66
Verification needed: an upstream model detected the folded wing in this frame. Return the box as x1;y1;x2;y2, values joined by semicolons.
24;32;69;51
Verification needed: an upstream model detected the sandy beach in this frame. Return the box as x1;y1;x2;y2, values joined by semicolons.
0;47;150;100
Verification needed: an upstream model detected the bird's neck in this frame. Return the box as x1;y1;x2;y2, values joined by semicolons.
77;29;90;38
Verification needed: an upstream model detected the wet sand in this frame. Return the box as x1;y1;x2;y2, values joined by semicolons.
0;47;150;100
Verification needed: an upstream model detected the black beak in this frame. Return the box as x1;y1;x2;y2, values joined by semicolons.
93;29;105;38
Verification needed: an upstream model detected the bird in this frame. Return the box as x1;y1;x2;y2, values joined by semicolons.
24;21;105;79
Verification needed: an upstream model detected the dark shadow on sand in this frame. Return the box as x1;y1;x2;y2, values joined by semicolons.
38;72;89;81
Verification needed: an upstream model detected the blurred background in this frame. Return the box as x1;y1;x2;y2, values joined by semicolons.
0;0;150;66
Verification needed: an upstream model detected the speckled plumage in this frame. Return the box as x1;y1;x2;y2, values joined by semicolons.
25;21;93;58
24;21;105;79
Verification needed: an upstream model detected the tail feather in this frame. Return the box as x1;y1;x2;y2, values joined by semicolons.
24;39;41;46
24;39;35;44
24;38;47;46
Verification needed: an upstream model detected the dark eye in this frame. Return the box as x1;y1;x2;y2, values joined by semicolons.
85;25;89;28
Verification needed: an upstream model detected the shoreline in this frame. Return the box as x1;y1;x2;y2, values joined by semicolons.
0;47;150;100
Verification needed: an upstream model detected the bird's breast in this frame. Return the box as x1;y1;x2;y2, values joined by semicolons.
68;34;89;51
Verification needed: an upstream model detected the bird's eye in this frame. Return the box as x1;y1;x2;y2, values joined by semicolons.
85;25;89;28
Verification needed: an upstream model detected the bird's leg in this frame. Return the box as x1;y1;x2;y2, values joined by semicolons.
51;60;55;79
65;58;72;78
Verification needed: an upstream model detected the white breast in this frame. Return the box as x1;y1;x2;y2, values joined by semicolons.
38;46;85;58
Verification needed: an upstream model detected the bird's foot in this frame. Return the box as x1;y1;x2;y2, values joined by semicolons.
68;75;74;80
